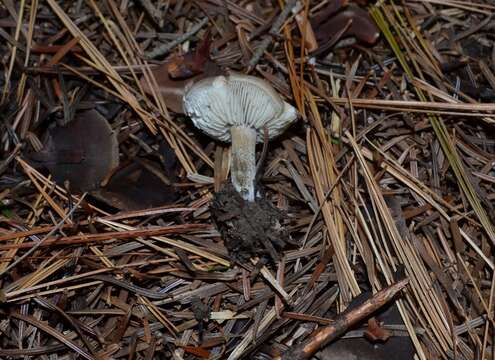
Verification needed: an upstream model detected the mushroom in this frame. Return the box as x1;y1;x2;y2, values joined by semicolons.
183;74;298;201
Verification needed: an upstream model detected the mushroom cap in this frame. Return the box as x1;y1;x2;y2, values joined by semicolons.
183;73;298;142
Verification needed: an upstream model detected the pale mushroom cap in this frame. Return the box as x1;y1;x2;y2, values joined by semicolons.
183;74;298;142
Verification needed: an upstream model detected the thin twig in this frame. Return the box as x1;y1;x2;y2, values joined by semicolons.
146;17;209;59
247;0;298;70
136;0;163;27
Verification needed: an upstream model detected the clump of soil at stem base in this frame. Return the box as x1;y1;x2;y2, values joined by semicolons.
210;184;293;262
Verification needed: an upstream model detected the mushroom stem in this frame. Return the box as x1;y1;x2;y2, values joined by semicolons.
230;126;257;202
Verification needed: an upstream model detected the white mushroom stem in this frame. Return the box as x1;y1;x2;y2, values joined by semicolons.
230;126;257;202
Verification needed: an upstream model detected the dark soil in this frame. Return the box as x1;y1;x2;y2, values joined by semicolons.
210;184;293;262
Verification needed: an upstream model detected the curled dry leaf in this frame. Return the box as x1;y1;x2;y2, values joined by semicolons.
140;33;224;113
168;30;212;80
364;317;392;342
27;109;119;193
311;3;380;54
310;0;349;25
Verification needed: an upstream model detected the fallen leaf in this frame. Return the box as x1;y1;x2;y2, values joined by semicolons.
92;158;177;211
311;2;380;55
27;110;119;193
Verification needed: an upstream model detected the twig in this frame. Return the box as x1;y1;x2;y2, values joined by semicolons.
247;0;298;70
136;0;163;27
275;278;410;360
146;17;209;59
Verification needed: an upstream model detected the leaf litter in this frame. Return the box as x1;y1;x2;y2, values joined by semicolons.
0;0;494;359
